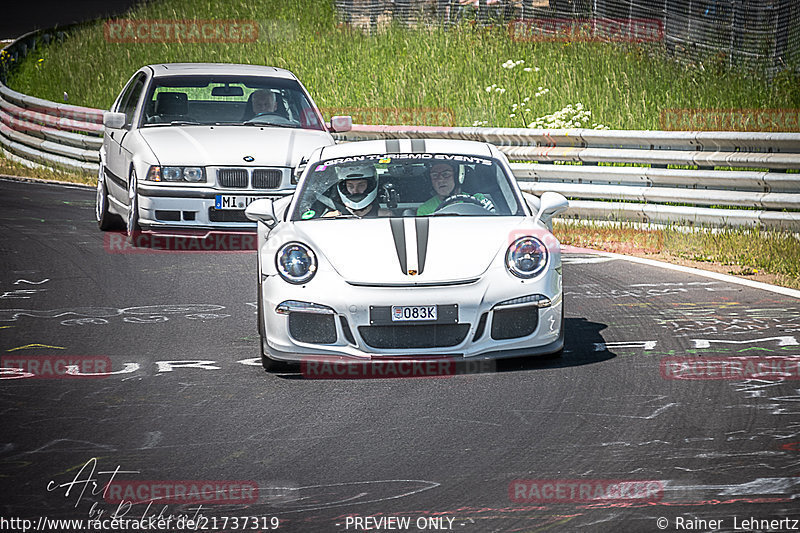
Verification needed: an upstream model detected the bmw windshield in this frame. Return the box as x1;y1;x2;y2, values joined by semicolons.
291;153;524;220
141;75;325;130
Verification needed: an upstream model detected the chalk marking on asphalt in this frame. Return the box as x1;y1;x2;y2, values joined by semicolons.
6;343;66;352
571;248;800;300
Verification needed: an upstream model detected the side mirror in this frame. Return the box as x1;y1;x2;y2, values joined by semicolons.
103;111;126;129
330;115;352;133
535;191;569;225
522;192;541;214
245;198;277;227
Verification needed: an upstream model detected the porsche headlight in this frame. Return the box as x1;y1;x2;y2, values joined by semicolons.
146;165;206;183
276;242;317;284
506;237;548;279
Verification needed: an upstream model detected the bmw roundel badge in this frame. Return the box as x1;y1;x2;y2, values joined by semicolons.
243;155;255;162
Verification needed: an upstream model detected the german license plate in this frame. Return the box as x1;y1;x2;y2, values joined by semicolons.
214;195;268;210
392;305;437;322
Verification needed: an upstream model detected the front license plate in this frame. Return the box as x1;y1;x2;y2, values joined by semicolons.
214;195;268;210
392;305;437;322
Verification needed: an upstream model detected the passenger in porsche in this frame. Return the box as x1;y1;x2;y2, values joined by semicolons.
417;161;491;215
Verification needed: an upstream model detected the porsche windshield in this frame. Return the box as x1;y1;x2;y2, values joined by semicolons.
291;153;524;220
141;75;324;130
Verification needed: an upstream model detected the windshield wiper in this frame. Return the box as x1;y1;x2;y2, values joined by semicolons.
169;120;202;126
242;120;301;128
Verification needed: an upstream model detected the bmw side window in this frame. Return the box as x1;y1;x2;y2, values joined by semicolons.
119;75;146;128
113;75;138;113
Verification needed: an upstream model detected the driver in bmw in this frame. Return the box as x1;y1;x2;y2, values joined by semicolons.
417;161;492;215
251;89;277;116
322;164;391;218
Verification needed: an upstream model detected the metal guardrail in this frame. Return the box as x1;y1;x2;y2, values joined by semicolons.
0;28;103;173
1;29;798;228
336;126;800;229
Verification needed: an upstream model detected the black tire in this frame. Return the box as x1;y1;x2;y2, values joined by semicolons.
96;167;122;230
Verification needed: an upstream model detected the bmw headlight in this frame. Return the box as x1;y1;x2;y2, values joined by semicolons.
276;242;317;284
506;237;548;279
146;165;206;183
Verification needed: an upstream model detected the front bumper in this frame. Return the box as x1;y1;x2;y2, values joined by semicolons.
136;183;292;230
259;265;563;362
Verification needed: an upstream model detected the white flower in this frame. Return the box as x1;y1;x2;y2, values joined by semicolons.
526;103;605;130
534;67;540;72
509;113;516;118
501;59;525;69
494;87;506;94
472;120;488;127
523;67;532;72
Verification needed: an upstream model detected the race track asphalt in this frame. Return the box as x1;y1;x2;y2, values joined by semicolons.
1;178;799;532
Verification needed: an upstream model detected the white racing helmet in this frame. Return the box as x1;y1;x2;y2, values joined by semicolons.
336;164;378;211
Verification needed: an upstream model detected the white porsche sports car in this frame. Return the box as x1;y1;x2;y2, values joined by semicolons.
96;63;349;237
246;139;568;370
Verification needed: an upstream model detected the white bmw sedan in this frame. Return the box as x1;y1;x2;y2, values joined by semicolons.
245;139;569;371
96;63;347;237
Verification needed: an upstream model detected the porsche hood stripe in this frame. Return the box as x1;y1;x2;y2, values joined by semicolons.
389;217;430;276
415;217;429;275
385;139;401;153
389;218;407;274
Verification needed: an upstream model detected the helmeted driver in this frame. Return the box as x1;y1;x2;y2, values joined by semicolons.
322;164;390;218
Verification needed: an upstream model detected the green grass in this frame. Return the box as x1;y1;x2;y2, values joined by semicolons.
5;0;799;129
0;152;94;185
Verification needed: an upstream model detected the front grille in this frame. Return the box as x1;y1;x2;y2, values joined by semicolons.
217;168;248;188
358;324;470;349
491;307;539;340
289;313;337;344
252;169;282;189
208;207;248;222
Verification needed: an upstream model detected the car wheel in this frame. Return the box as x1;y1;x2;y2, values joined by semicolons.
96;166;122;231
126;170;141;244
